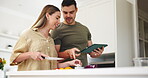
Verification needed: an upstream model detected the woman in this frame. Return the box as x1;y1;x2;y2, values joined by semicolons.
10;5;82;71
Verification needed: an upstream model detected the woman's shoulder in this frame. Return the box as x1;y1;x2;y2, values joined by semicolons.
20;28;31;35
19;28;34;38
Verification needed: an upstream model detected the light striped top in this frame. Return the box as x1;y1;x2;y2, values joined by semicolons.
10;28;58;71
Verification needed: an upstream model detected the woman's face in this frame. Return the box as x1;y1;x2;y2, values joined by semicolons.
47;11;61;30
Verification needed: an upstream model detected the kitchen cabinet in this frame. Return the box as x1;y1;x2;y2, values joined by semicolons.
0;48;12;53
0;33;18;53
76;0;135;67
0;33;18;40
0;33;18;51
6;67;148;78
0;33;18;70
0;70;4;78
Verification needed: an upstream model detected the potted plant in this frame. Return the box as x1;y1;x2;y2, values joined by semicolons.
0;58;6;70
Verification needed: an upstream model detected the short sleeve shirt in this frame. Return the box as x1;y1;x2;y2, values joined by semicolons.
51;22;91;67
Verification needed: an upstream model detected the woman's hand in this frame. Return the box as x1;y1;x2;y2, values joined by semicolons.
68;59;82;66
89;47;104;58
29;52;48;60
58;59;82;68
65;48;81;59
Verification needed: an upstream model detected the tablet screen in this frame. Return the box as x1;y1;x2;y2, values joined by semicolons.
80;44;108;53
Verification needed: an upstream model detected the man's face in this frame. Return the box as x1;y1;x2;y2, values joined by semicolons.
62;5;77;25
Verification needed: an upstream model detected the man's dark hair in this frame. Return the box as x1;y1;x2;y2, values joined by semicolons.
61;0;77;8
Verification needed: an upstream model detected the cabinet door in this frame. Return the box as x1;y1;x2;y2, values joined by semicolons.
76;0;115;53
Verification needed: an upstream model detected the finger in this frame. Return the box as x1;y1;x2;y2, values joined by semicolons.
33;56;38;60
102;47;104;51
96;52;102;56
36;57;41;61
72;53;76;59
74;60;80;64
35;55;42;60
40;53;49;57
98;47;104;52
79;61;82;66
70;54;73;59
97;48;101;51
70;50;76;59
73;48;80;52
39;56;44;60
99;48;104;53
78;60;82;65
75;59;82;66
94;49;99;52
95;48;103;53
75;53;81;57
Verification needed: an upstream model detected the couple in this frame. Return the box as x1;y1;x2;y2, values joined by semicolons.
10;0;104;71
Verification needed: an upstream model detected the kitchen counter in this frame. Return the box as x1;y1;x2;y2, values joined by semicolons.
6;67;148;78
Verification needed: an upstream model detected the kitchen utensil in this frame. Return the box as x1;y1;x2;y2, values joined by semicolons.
41;56;64;60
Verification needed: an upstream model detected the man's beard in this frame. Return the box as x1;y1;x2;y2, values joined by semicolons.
65;17;74;24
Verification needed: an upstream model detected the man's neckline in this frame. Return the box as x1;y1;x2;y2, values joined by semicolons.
62;21;78;26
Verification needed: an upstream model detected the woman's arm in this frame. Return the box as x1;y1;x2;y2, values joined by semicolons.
57;59;82;68
14;52;49;63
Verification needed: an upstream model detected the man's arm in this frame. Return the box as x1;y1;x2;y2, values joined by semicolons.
88;40;104;58
55;45;80;59
55;45;69;58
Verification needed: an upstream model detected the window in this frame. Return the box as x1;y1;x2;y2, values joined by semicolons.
138;0;148;57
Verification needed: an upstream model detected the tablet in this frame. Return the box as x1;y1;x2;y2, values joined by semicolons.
80;44;108;53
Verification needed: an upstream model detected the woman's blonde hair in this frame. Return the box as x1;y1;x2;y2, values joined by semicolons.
32;5;60;28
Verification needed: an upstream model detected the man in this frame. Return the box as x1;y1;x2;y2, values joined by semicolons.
51;0;104;67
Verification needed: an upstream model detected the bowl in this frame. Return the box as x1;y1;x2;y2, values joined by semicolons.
133;57;148;67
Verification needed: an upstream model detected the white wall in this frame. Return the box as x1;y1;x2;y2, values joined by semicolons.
116;0;135;67
76;0;116;65
0;7;34;35
76;0;116;54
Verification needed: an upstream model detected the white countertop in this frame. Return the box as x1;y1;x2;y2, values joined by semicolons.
6;67;148;76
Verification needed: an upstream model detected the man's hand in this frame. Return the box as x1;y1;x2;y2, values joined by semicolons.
65;48;81;59
89;47;104;58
